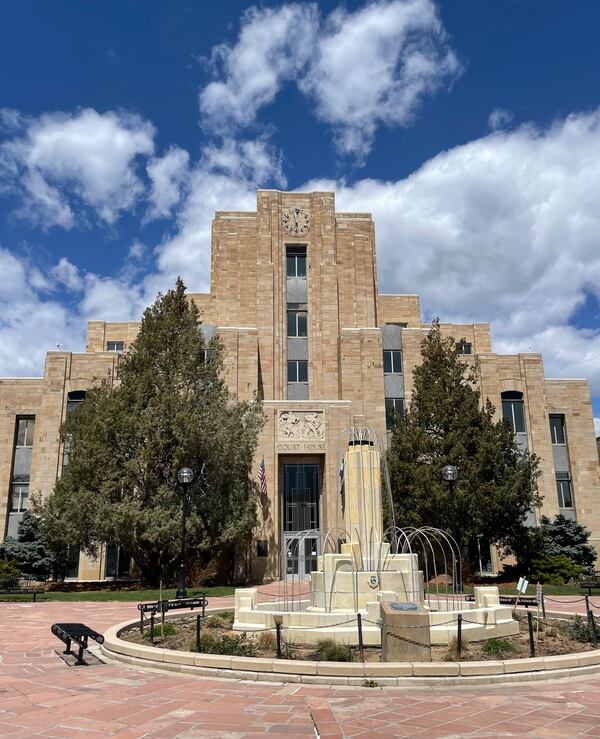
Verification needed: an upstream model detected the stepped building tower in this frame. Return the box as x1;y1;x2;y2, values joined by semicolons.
1;190;599;581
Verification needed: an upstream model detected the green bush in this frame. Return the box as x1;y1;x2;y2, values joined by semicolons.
561;615;595;644
530;553;582;585
0;559;21;589
314;639;354;662
198;631;256;657
482;638;516;656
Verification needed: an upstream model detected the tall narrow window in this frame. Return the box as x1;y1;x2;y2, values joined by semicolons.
385;398;404;431
549;415;566;445
10;482;29;512
383;349;402;374
62;391;86;468
556;473;573;508
501;391;526;433
286;246;307;277
287;310;307;337
288;360;308;383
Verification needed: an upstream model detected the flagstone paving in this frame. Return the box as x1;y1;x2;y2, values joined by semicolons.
1;596;600;737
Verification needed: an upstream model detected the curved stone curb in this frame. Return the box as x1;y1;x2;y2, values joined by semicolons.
102;611;600;687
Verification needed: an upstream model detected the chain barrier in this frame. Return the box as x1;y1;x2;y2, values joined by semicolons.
386;631;431;649
543;595;586;604
283;618;358;631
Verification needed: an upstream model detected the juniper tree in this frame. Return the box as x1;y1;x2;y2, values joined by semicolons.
386;321;541;564
41;279;264;585
0;510;57;580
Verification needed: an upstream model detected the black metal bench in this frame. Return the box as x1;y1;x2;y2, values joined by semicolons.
0;587;44;602
580;581;600;596
464;594;538;608
51;622;105;665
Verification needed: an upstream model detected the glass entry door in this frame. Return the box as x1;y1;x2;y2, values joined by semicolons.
282;462;320;579
284;533;320;578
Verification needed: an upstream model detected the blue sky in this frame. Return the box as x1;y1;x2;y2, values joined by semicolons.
1;1;600;430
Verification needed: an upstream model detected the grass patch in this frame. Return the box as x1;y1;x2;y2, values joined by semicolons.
5;585;235;602
482;638;516;657
314;639;354;662
196;631;256;657
144;622;177;639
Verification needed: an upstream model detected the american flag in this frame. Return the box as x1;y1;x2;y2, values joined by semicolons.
258;457;267;496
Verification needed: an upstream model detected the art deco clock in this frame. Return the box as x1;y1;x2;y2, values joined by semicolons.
282;207;310;236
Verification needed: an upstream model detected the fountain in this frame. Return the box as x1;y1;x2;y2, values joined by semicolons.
234;428;518;647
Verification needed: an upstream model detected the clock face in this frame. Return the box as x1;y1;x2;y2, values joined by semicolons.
282;207;310;236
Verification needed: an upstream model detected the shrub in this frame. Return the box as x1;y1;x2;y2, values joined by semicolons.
561;615;594;644
255;631;276;653
314;639;354;662
482;638;516;656
0;559;20;589
530;553;582;585
199;631;256;657
204;611;234;630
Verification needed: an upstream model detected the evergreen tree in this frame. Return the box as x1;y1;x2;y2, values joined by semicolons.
41;279;265;585
0;511;56;579
387;321;541;563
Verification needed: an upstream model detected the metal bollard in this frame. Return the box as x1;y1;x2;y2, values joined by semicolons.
275;622;282;660
139;610;144;635
196;613;201;652
527;611;535;657
357;613;365;661
541;590;546;619
585;595;598;646
457;613;462;660
150;612;155;645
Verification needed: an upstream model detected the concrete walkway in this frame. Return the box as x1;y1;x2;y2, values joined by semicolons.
1;597;600;737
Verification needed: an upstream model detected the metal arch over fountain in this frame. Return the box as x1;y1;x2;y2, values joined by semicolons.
234;426;518;646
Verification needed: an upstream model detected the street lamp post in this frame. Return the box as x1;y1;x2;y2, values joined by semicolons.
441;464;460;592
176;467;194;599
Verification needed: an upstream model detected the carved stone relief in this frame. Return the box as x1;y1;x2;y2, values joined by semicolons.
278;410;325;440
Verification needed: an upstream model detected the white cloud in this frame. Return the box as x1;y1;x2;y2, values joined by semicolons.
0;108;155;228
199;0;460;162
50;257;83;292
199;4;319;135
304;109;600;393
488;108;513;131
0;248;84;376
146;147;190;220
300;0;461;160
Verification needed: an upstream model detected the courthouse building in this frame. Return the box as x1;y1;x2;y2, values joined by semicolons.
1;189;600;582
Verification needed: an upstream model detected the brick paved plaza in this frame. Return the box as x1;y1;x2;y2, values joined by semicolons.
1;597;600;737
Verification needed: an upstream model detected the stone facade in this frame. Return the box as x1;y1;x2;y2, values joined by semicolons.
1;189;599;581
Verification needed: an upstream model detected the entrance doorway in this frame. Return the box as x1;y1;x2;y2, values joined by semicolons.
282;462;320;579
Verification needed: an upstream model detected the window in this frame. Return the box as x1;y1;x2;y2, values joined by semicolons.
286;246;307;277
287;310;307;337
66;390;86;414
556;473;573;508
458;341;472;355
288;360;308;383
550;415;566;445
501;391;526;433
256;540;268;558
63;392;87;468
10;482;29;512
66;547;80;579
383;349;402;374
107;341;124;352
16;417;35;448
385;398;404;431
105;544;130;578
